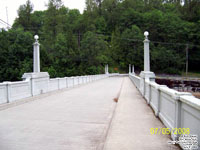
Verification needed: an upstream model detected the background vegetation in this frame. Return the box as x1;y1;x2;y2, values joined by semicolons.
0;0;200;81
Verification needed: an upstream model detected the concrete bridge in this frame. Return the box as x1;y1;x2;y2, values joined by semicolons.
0;32;199;150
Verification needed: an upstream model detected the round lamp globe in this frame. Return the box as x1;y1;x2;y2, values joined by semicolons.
144;31;149;37
34;35;39;40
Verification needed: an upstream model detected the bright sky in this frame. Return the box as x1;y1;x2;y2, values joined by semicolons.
0;0;85;28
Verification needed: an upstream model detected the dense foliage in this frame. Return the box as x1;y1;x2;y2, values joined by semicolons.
0;0;200;81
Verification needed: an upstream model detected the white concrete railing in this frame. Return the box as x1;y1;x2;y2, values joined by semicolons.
0;74;109;105
129;74;140;88
0;79;32;104
129;73;200;149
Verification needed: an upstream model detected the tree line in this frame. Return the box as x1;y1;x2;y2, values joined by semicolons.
0;0;200;82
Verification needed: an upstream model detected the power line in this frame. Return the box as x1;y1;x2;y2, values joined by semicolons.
7;26;200;48
0;19;11;27
0;21;5;26
95;33;200;48
96;33;200;48
6;7;9;28
0;20;7;26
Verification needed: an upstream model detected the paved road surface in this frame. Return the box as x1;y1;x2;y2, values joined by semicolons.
0;77;123;150
0;77;180;150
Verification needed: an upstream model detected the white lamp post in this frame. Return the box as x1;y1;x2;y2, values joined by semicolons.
22;35;50;96
144;31;150;72
33;35;40;73
129;64;131;74
107;64;109;74
132;65;135;75
139;31;155;96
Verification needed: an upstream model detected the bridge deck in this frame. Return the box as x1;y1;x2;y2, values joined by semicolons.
0;77;123;150
104;77;180;150
0;77;180;150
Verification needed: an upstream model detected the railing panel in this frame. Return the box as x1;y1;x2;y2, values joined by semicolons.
83;76;87;83
144;81;149;102
78;76;83;84
0;83;7;104
150;86;159;114
129;74;140;89
59;78;66;89
49;79;59;92
159;90;176;129
9;81;31;102
67;77;74;88
180;96;200;148
33;78;49;95
74;77;79;86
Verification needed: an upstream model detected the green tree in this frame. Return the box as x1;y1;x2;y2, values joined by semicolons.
0;29;33;81
80;31;108;74
13;0;33;31
120;25;143;71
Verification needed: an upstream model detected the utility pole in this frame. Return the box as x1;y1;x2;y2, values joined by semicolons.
78;30;80;49
6;7;9;29
186;44;189;77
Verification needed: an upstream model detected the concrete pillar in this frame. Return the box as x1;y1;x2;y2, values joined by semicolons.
144;31;150;72
22;35;49;96
106;64;109;74
139;31;155;96
129;64;131;74
132;65;135;74
105;65;107;74
33;35;40;73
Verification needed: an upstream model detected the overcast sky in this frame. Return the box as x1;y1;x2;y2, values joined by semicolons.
0;0;85;28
